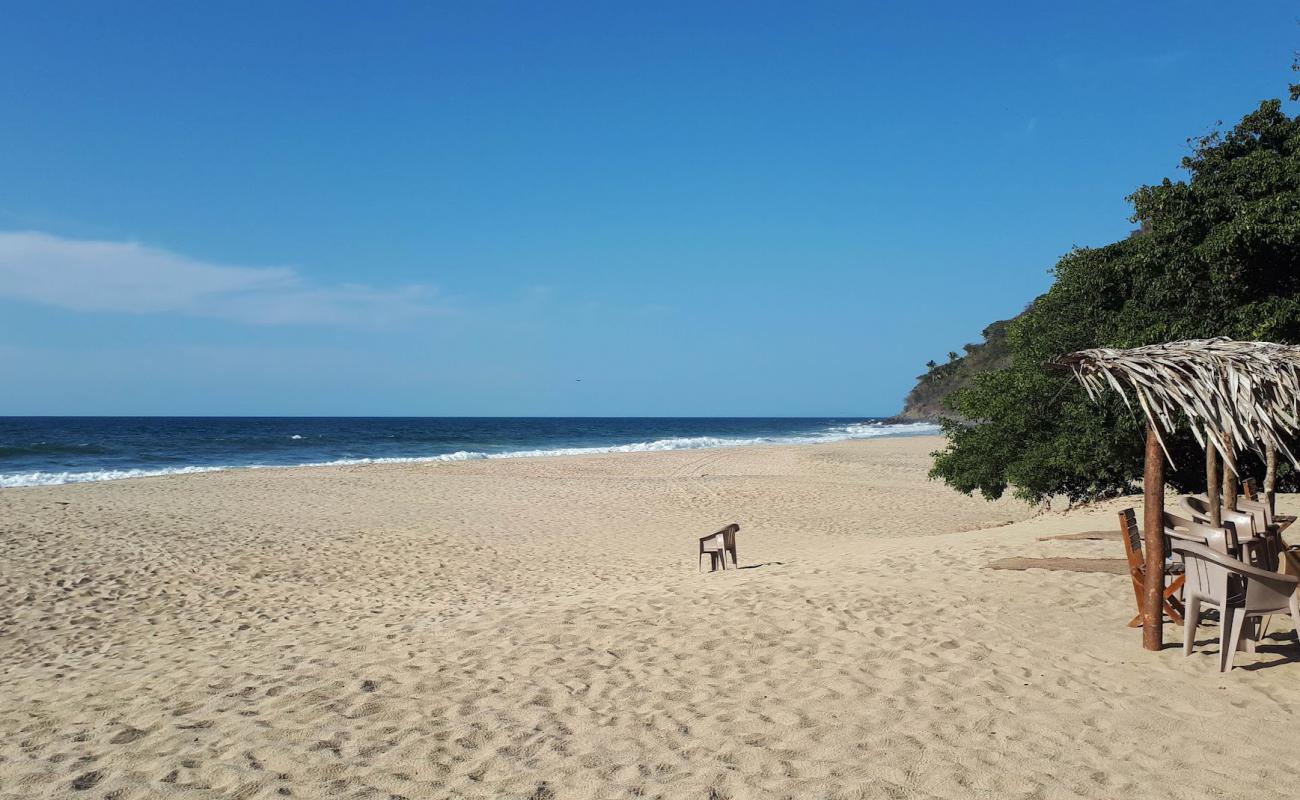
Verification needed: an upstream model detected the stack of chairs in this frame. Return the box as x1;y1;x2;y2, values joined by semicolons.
1120;484;1300;672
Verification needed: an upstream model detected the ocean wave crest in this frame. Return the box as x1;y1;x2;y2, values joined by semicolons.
0;465;231;488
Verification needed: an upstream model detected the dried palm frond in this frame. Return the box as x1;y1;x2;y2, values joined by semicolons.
1056;338;1300;475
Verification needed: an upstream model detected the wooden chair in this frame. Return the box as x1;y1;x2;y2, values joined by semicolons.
1242;477;1259;502
1119;509;1184;627
698;523;740;572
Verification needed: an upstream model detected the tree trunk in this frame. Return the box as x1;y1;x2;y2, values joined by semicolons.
1206;431;1221;527
1265;445;1278;517
1143;423;1166;651
1222;431;1238;512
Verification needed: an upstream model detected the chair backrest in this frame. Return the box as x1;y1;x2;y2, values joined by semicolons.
702;523;739;550
1165;509;1236;555
1242;477;1259;502
722;523;739;549
1234;499;1281;569
1187;493;1255;528
1119;509;1144;573
1175;542;1238;607
1180;495;1254;546
1164;509;1197;538
1179;494;1217;523
1236;497;1274;529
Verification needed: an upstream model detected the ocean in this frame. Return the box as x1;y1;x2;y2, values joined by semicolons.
0;417;939;488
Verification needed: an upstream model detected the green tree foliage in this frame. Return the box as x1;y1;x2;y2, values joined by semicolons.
898;317;1017;421
931;99;1300;504
1292;52;1299;101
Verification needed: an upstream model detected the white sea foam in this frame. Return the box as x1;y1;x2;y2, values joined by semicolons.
0;421;940;488
0;465;231;488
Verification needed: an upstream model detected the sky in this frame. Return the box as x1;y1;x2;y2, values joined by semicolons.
1;1;1298;416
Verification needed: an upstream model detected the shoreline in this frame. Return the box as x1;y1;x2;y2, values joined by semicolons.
0;422;941;489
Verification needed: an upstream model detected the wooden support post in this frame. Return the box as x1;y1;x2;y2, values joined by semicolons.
1206;430;1221;528
1222;431;1238;512
1265;445;1278;517
1142;423;1166;651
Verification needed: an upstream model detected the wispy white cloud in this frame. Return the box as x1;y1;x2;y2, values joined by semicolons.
0;231;440;325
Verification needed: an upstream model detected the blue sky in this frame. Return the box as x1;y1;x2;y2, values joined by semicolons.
1;2;1297;416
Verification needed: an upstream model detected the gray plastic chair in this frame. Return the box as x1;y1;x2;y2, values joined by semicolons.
1236;496;1275;530
1179;495;1268;565
1235;497;1288;570
1180;495;1257;536
697;523;739;572
1173;540;1300;672
1164;510;1234;555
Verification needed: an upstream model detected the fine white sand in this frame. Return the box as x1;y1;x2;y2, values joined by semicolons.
2;436;1298;799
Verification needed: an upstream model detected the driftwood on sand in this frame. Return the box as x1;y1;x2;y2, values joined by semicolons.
988;557;1128;575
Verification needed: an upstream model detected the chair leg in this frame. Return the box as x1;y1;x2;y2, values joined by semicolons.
1249;617;1268;652
1163;597;1184;625
1129;576;1144;627
1164;576;1185;623
1223;609;1249;673
1183;596;1201;656
1218;607;1235;672
1289;594;1300;649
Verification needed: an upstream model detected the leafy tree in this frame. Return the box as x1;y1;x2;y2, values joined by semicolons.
931;99;1300;504
1292;52;1299;101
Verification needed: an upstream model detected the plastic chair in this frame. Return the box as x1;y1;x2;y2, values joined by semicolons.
1180;495;1257;536
1178;495;1265;564
1164;509;1235;555
1242;478;1296;532
1173;540;1300;672
698;523;740;572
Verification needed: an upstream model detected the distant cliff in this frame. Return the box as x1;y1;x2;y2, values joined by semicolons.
894;311;1024;421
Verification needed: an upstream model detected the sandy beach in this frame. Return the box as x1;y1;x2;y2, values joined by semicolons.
2;435;1298;799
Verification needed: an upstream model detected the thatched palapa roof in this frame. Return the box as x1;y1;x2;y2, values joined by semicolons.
1058;338;1300;474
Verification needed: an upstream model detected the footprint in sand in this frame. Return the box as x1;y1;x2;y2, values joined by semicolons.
109;727;148;744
